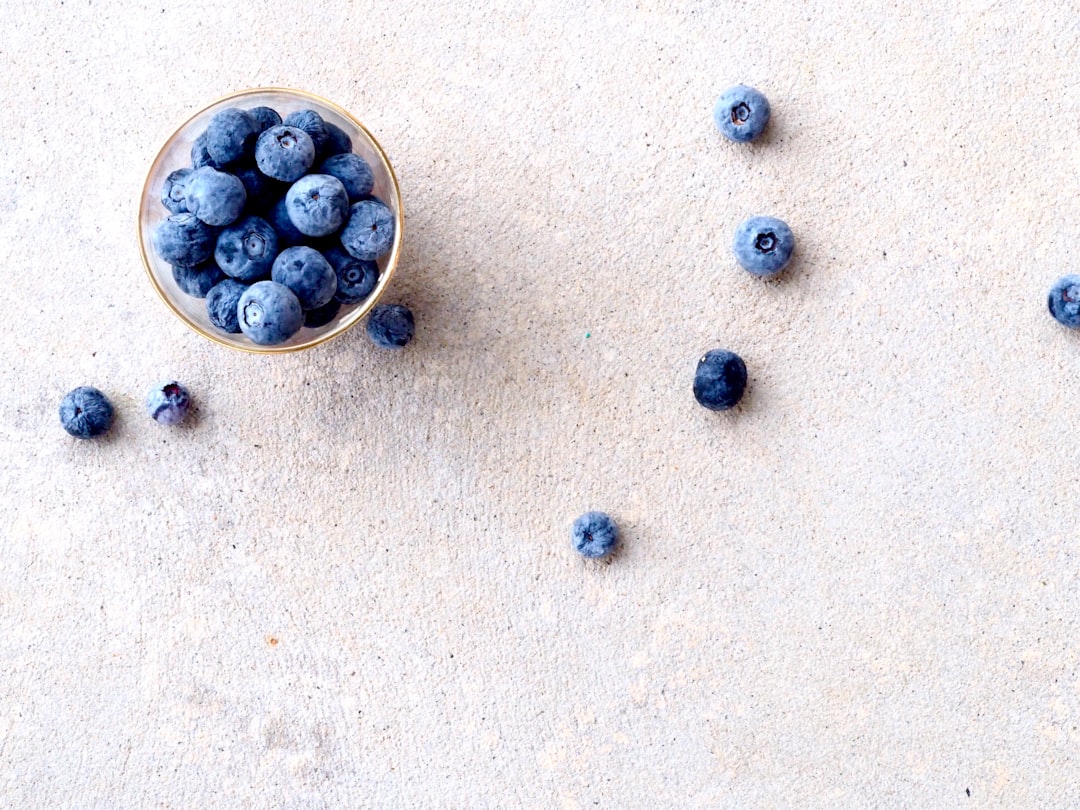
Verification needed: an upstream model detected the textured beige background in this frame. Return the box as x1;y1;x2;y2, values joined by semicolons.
2;0;1080;807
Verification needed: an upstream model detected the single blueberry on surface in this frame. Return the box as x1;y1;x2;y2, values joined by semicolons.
322;121;352;157
59;386;114;439
160;168;192;214
286;174;349;237
255;125;316;182
714;85;771;142
340;198;395;261
184;167;247;226
205;108;258;165
271;246;337;310
206;279;247;333
146;381;191;425
304;298;342;328
237;281;304;345
283;109;329;155
366;303;414;348
571;511;619;559
325;246;379;304
732;216;794;277
152;213;216;267
247;106;282;134
215;215;278;281
694;349;747;411
318;153;374;201
172;261;225;298
1048;275;1080;328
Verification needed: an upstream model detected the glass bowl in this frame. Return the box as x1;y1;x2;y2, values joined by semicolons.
137;87;403;353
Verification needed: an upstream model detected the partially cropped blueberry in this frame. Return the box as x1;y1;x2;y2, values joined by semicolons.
215;215;278;282
732;215;794;277
146;381;191;425
59;386;114;439
366;303;414;348
172;261;225;298
1048;275;1080;328
247;106;282;134
285;174;349;237
184;167;246;226
271;246;337;310
340;198;395;261
318;153;374;201
234;165;280;211
571;511;619;559
205;108;258;165
714;85;771;143
324;246;379;304
693;349;747;411
160;168;192;214
267;196;305;247
237;281;304;345
255;125;316;182
283;109;329;155
152;213;216;267
206;278;247;333
304;298;342;328
190;131;222;169
322;121;352;157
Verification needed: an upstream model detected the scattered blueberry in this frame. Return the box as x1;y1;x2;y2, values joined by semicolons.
340;198;395;261
267;196;305;247
205;108;258;165
286;173;349;237
304;298;342;328
152;212;216;267
237;281;304;345
206;279;247;333
255;125;316;182
1049;275;1080;328
283;109;329;155
271;246;337;310
160;168;192;214
146;381;191;425
172;261;226;298
322;121;353;157
714;85;771;143
325;246;379;304
693;349;747;411
571;511;619;559
247;106;282;134
59;386;114;439
184;167;246;226
732;215;794;277
214;215;278;281
319;153;374;201
366;303;414;348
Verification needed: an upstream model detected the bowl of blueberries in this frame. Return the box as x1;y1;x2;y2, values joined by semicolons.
138;87;403;352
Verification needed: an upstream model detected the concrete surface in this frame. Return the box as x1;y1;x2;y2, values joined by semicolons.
2;1;1080;807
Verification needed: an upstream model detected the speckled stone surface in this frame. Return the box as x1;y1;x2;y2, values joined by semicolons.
3;1;1080;807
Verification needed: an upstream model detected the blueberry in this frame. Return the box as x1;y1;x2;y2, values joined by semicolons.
205;108;258;165
160;168;192;214
322;121;352;157
271;246;337;310
214;215;278;282
247;106;282;134
146;381;191;425
267;196;305;247
366;303;414;348
732;216;794;277
184;167;247;227
340;198;395;261
283;109;329;155
318;153;374;201
59;386;114;439
172;261;226;298
255;125;316;182
304;298;342;328
237;281;304;345
693;349;747;411
206;279;247;333
571;511;619;559
714;85;771;143
190;131;222;169
1048;275;1080;328
234;165;280;212
285;174;349;237
324;246;379;304
152;212;216;267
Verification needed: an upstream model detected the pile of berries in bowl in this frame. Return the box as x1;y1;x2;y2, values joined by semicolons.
138;88;403;352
